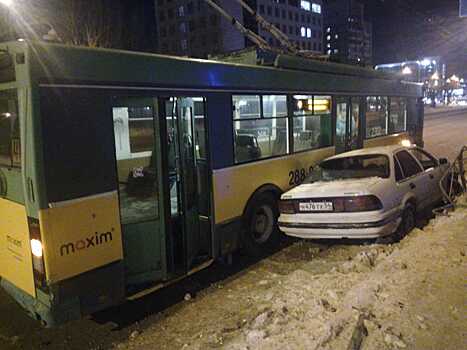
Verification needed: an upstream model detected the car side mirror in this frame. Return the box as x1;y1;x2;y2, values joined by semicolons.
439;158;448;165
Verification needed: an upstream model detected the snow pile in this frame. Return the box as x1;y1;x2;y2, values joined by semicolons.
214;204;467;350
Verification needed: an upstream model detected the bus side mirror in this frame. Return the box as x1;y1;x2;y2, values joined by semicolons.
439;158;448;165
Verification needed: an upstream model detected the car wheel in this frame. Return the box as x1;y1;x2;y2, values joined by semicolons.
243;192;280;256
394;204;416;241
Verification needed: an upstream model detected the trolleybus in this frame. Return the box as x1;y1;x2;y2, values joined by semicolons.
0;41;423;325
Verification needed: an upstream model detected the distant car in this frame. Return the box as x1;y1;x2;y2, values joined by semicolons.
278;145;450;241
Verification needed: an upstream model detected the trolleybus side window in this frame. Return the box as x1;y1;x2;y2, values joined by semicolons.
388;97;407;134
233;94;288;163
0;89;20;168
365;96;388;138
193;98;207;160
292;95;332;152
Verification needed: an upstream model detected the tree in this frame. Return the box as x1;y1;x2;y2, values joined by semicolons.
3;0;125;48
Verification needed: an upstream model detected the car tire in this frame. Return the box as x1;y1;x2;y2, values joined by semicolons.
394;204;416;242
242;192;281;256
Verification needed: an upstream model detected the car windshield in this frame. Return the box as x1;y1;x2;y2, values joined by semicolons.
305;154;390;182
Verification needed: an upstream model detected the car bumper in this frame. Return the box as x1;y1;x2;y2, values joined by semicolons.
278;213;401;239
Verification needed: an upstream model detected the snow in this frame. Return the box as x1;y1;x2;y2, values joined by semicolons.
0;197;465;350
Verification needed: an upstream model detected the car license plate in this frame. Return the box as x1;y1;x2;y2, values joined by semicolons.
299;201;333;212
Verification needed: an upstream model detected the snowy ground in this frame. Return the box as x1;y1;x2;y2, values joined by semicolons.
0;106;465;349
112;198;467;350
1;196;465;350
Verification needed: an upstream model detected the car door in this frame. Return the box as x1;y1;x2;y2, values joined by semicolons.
394;150;428;209
408;148;442;203
391;155;407;210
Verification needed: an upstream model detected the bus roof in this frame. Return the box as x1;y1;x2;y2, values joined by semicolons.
0;40;423;97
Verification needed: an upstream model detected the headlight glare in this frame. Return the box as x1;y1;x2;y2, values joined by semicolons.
30;239;43;258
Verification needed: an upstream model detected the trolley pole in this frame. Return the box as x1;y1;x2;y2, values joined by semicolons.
203;0;271;51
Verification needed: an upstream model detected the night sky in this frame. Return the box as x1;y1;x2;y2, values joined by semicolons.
361;0;467;77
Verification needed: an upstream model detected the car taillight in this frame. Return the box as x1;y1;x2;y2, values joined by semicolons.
334;195;382;212
279;200;296;214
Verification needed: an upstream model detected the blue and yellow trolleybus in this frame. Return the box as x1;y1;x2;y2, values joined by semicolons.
0;41;423;326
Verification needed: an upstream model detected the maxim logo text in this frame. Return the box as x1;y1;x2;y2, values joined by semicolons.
60;231;113;256
6;235;22;248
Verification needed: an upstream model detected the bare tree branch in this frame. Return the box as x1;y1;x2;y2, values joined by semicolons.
6;0;124;48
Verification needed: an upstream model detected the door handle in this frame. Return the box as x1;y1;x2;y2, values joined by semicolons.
409;183;416;189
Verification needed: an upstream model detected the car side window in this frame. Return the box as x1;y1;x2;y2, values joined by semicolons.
395;150;423;179
409;148;438;170
394;156;404;182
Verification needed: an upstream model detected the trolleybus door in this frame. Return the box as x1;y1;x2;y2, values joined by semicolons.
112;97;167;285
335;97;362;153
164;97;211;273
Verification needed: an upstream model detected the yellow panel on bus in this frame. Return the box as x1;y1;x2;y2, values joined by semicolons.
0;198;36;297
213;147;335;224
39;191;123;284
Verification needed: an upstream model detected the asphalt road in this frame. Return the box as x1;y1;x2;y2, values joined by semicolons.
423;106;467;160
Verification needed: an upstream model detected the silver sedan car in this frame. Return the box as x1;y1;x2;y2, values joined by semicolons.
278;145;449;241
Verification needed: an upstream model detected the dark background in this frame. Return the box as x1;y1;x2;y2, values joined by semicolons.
361;0;467;76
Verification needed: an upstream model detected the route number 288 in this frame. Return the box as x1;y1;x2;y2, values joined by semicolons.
288;166;314;186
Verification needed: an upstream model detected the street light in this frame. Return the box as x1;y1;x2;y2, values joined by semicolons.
420;59;431;67
402;66;412;75
0;0;13;7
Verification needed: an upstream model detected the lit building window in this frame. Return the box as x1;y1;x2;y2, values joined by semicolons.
327;27;331;33
327;49;331;54
301;26;306;37
306;28;311;38
178;6;184;17
334;49;339;53
300;1;311;11
312;3;321;14
327;43;331;48
335;34;339;39
326;35;331;41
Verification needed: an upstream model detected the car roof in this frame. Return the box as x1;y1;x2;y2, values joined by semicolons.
325;145;409;161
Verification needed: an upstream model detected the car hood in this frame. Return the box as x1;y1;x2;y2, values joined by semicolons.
282;177;384;199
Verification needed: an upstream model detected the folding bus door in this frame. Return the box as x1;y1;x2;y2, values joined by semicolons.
335;97;363;153
163;96;211;274
112;97;167;285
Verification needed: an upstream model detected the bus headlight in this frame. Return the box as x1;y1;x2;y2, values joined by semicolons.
30;239;43;258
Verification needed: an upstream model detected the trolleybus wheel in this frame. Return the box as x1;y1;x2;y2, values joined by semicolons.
243;192;280;256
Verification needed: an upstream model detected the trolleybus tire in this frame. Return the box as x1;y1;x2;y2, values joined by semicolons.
242;192;280;256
